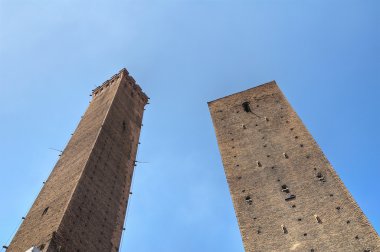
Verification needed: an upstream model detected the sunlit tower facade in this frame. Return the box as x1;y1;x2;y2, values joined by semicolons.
7;69;148;252
208;82;380;251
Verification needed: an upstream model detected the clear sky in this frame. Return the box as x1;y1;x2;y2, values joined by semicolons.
0;1;379;251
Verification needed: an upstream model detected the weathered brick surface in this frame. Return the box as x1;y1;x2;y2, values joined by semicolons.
8;69;148;252
208;82;380;252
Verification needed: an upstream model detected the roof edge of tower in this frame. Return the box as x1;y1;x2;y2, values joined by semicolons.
207;80;278;106
92;68;149;103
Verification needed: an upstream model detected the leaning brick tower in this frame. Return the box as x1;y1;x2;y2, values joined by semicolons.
7;69;148;252
208;82;380;251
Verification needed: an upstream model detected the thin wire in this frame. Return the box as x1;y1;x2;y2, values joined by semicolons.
48;147;63;153
1;150;60;251
119;146;140;251
0;218;22;252
0;180;45;251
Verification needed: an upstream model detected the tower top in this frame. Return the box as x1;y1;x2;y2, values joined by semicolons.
208;80;277;105
92;68;149;103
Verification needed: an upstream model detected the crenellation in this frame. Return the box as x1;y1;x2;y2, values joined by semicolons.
92;68;149;104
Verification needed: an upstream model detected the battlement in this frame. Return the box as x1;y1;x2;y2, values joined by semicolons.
92;68;149;103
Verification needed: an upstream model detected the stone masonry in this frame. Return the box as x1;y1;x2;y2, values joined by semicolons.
208;82;380;251
7;69;148;252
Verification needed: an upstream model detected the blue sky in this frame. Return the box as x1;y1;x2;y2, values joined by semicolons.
0;1;379;251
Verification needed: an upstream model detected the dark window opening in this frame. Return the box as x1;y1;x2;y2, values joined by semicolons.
316;172;325;182
122;121;126;131
245;196;253;205
285;195;296;201
242;102;251;113
42;207;49;216
281;185;290;193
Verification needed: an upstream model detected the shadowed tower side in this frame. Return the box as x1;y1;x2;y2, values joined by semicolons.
7;69;148;252
208;82;379;251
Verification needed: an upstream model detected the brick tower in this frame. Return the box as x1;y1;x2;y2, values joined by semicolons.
208;82;380;251
7;69;148;252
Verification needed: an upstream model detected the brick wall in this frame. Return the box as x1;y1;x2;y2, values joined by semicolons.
8;69;148;252
208;82;380;252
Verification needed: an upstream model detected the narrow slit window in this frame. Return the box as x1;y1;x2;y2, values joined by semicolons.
122;121;126;131
285;195;296;201
314;214;322;224
42;207;49;216
242;102;251;113
281;225;288;234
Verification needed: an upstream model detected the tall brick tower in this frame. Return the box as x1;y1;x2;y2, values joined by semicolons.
208;82;380;251
7;69;148;252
